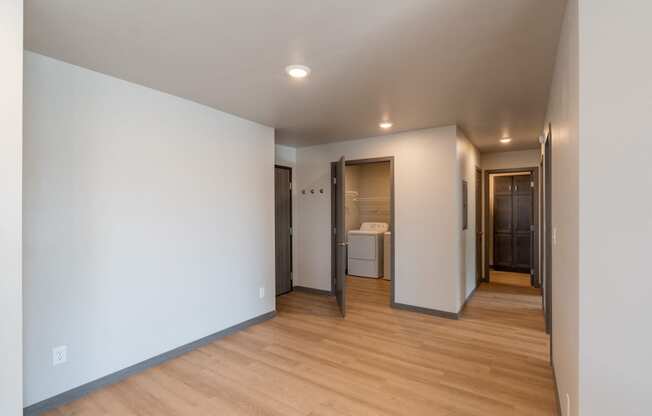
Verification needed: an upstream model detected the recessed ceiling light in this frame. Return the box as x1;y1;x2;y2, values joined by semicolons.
379;121;393;129
285;65;311;79
500;137;512;144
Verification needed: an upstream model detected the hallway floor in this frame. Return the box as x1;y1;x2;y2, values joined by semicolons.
489;270;536;289
44;277;556;416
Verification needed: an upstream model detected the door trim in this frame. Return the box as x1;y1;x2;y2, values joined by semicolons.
483;166;539;287
274;165;293;296
330;156;396;304
475;166;483;285
544;126;553;336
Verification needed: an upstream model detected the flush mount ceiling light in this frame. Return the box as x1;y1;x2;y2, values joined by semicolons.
379;121;393;129
285;65;311;79
500;137;512;144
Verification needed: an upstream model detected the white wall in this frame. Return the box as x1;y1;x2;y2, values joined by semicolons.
23;52;276;406
0;1;23;414
295;126;468;313
545;0;579;414
456;132;481;301
481;149;540;171
275;144;296;167
579;1;652;414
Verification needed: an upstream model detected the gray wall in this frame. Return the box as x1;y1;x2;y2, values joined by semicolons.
295;126;477;313
0;1;23;415
456;133;481;302
544;0;579;414
578;1;652;414
23;52;276;406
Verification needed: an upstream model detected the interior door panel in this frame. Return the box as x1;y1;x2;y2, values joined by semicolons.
493;174;534;274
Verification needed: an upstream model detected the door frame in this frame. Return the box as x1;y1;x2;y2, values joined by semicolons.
274;164;293;296
475;167;483;285
330;156;396;304
544;127;553;335
483;166;539;286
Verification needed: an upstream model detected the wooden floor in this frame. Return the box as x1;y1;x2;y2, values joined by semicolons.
44;277;555;416
489;270;535;289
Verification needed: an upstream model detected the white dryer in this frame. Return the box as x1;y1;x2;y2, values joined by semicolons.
347;222;389;278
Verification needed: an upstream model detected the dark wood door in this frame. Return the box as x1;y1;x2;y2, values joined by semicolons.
335;157;347;317
493;174;533;273
475;168;483;284
274;166;292;296
493;176;514;267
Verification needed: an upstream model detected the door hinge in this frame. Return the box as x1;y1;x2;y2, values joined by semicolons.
289;226;293;236
333;177;337;185
333;227;337;235
531;181;534;188
289;182;292;191
530;225;535;231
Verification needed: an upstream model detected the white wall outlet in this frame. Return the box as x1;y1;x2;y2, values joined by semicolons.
52;345;67;366
565;393;570;415
259;287;265;299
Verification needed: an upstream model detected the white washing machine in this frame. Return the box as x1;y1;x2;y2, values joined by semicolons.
347;222;389;278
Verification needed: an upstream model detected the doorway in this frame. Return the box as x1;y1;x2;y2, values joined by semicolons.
274;165;293;296
484;167;539;288
331;157;395;317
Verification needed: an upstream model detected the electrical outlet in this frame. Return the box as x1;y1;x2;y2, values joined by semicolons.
259;287;265;299
52;345;67;366
565;393;570;415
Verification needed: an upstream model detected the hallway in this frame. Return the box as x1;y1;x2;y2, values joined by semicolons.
43;277;555;416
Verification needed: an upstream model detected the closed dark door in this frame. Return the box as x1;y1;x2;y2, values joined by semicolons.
494;176;514;267
513;175;533;270
475;168;483;284
275;166;292;296
493;174;533;273
335;157;347;317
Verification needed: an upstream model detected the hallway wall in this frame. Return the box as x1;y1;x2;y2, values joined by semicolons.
544;0;579;413
578;1;652;414
295;126;476;314
480;149;541;171
0;1;23;415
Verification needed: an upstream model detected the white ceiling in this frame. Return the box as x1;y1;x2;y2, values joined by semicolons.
25;0;566;152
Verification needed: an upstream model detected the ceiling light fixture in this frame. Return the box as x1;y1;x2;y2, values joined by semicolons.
285;65;311;79
500;137;512;144
379;121;393;129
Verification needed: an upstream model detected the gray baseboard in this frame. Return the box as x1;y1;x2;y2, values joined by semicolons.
552;363;563;416
24;310;276;416
293;286;331;296
459;285;479;315
391;302;459;320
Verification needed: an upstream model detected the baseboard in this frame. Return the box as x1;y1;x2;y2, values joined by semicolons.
23;310;276;416
459;285;478;314
293;286;331;296
552;363;563;416
391;302;459;320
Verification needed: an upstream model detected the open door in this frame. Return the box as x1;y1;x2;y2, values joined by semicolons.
335;156;347;317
